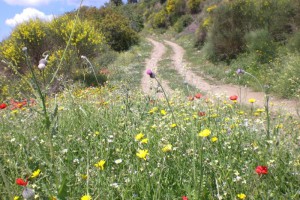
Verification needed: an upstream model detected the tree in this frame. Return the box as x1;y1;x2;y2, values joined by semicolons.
110;0;123;6
128;0;138;3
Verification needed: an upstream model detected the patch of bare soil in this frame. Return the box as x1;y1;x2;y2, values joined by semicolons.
141;38;173;98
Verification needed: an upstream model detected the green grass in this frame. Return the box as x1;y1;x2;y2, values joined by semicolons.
0;34;299;200
1;76;300;199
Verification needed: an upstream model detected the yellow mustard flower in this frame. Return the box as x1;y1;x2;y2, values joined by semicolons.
135;133;144;141
136;149;149;160
81;174;88;180
160;109;167;115
211;137;218;142
198;129;211;137
140;138;148;144
31;169;41;178
276;124;283;129
170;123;177;128
162;144;172;153
149;107;158;114
249;98;256;103
237;193;246;199
81;195;92;200
94;160;106;170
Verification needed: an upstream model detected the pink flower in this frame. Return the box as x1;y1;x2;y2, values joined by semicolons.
255;166;268;175
182;196;188;200
146;69;155;78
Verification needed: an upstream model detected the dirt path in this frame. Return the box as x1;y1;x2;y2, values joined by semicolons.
141;38;173;98
141;37;299;116
164;39;299;117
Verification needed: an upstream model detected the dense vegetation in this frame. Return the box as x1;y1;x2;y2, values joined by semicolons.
0;1;299;199
1;0;299;99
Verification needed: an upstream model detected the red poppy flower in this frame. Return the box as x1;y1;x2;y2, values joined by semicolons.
0;103;7;109
16;178;28;186
255;166;268;175
194;93;202;99
182;196;188;200
230;95;238;101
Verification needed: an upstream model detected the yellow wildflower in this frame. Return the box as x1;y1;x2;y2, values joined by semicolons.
14;196;20;200
135;133;144;141
162;144;172;152
160;109;166;115
140;138;148;144
249;98;256;103
211;137;218;142
198;129;211;137
31;169;41;178
207;4;217;12
237;193;246;199
94;160;106;170
170;123;177;128
81;195;92;200
81;174;88;180
136;149;149;160
149;107;158;114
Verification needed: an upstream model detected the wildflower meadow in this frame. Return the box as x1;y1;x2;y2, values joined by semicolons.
0;1;299;199
0;66;299;199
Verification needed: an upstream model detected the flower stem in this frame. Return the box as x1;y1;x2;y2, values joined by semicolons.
154;77;179;131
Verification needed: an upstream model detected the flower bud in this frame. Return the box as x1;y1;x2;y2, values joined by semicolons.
236;68;245;75
146;69;155;78
22;187;35;200
38;58;47;70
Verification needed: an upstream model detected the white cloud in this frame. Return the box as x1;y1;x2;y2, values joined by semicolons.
3;0;56;6
5;8;54;27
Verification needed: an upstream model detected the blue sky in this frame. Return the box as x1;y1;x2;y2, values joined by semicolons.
0;0;109;41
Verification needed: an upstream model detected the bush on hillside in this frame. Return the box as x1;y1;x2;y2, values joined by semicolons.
245;29;277;64
166;0;186;25
187;0;202;14
149;9;168;28
287;31;300;53
173;14;193;32
205;0;257;61
49;15;105;57
99;10;139;51
0;20;48;71
272;54;300;98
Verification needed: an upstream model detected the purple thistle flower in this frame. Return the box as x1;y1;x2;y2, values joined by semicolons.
146;69;155;78
236;68;245;75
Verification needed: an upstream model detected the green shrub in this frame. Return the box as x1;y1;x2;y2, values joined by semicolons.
99;9;139;51
287;31;300;53
73;73;107;87
150;9;168;28
173;15;193;33
206;0;257;61
272;53;300;98
195;26;207;48
245;29;277;64
187;0;202;14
